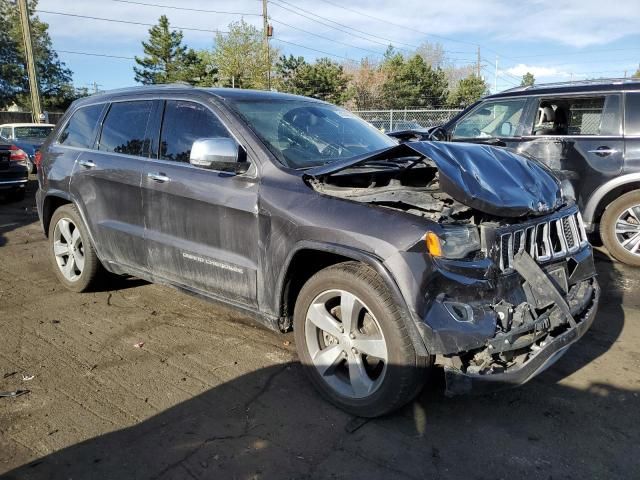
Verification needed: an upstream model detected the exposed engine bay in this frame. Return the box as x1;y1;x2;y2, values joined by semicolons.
305;140;563;221
308;162;476;223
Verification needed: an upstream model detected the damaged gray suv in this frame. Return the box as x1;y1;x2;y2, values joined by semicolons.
37;86;600;417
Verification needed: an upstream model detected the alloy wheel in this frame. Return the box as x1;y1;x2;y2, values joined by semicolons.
53;217;85;282
304;289;388;399
614;205;640;256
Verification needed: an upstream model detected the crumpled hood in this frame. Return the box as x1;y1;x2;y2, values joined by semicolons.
305;141;562;217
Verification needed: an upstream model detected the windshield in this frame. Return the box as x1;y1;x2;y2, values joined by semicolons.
228;99;397;169
14;126;54;139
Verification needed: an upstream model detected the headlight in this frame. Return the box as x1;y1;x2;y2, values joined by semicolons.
425;225;481;259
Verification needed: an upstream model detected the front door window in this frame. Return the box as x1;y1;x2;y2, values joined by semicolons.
452;99;527;140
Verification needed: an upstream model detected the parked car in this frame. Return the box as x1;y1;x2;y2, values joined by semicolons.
418;79;640;266
37;86;599;417
368;119;424;132
0;123;55;173
0;137;29;200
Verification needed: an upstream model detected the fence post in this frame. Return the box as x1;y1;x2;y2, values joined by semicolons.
389;110;394;131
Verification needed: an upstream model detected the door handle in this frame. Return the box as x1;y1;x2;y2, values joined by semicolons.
79;160;96;169
147;172;170;183
587;147;617;156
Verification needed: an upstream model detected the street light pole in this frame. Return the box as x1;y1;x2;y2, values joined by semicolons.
17;0;42;123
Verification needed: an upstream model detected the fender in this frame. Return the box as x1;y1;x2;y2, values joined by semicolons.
582;173;640;229
42;190;108;266
278;240;429;357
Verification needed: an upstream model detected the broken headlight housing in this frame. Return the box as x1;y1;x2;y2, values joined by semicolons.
426;225;481;259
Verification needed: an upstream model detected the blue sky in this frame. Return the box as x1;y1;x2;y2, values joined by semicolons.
36;0;640;94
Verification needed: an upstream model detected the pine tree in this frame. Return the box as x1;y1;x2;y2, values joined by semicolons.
448;74;488;107
134;15;201;85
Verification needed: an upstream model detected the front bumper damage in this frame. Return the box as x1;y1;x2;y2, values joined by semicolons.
418;225;599;395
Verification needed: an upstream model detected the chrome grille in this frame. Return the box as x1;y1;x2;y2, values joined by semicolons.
499;211;587;272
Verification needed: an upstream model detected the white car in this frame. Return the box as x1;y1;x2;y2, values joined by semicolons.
0;123;55;173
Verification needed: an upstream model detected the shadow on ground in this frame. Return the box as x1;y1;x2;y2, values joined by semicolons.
0;179;39;247
3;253;637;479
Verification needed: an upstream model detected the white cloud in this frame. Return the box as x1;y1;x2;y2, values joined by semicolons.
505;64;570;79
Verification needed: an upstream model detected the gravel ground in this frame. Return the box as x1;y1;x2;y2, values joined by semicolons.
1;179;639;479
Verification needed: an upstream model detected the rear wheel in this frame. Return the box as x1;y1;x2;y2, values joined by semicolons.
48;204;103;292
601;191;640;267
293;261;429;417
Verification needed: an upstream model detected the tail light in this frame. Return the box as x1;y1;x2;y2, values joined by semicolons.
9;145;27;163
34;150;42;168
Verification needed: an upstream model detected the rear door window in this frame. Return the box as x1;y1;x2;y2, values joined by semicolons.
625;92;640;136
159;100;232;162
452;99;527;139
531;95;621;136
58;104;105;148
99;101;153;156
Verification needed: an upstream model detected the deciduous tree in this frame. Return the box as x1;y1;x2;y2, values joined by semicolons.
209;20;272;89
0;0;74;110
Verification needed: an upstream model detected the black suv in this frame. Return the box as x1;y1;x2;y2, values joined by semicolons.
425;79;640;266
37;86;599;417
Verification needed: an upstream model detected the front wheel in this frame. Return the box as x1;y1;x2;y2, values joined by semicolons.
48;204;103;292
293;261;429;417
600;191;640;267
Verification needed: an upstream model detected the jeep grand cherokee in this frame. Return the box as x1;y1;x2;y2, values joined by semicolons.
36;86;600;417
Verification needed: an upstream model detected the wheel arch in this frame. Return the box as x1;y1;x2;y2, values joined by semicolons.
277;241;428;356
42;191;73;237
583;174;640;230
42;191;105;263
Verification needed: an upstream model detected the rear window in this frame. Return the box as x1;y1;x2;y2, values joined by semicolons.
625;92;640;136
59;104;105;148
98;101;153;156
14;126;54;139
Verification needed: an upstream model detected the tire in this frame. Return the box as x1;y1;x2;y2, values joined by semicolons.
26;157;35;174
293;261;430;417
48;204;103;292
600;191;640;267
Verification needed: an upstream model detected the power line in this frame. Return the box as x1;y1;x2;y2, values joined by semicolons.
271;18;385;57
111;0;261;16
269;0;418;51
311;0;479;49
35;9;230;34
58;50;136;60
271;38;351;61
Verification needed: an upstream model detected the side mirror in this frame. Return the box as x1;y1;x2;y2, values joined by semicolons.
500;122;513;136
477;108;492;116
189;138;248;174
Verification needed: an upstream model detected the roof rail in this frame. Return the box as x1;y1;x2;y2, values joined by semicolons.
501;77;640;93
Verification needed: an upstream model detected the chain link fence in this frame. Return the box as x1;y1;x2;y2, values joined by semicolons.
353;109;462;132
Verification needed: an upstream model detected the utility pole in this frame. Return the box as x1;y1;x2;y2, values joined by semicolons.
262;0;271;90
494;56;498;93
17;0;42;123
476;46;481;78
